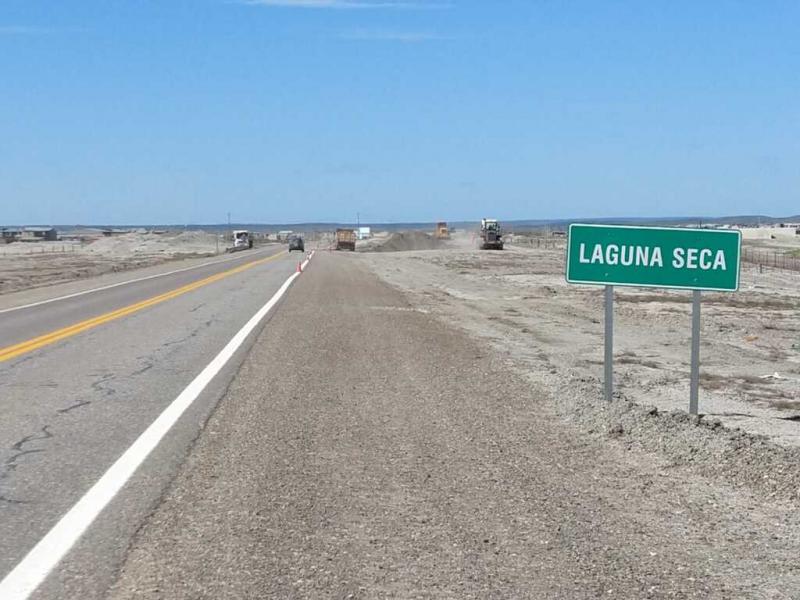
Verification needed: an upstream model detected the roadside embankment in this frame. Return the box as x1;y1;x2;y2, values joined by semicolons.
359;244;800;502
0;231;234;295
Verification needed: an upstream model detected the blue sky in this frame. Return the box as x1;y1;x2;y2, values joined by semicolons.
1;1;798;225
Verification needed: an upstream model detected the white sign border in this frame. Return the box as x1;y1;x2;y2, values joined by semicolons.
565;223;743;292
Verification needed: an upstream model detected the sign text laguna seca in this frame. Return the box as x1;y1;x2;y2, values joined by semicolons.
566;224;741;291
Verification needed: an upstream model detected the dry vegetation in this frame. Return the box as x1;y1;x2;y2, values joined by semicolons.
360;232;800;449
0;231;223;295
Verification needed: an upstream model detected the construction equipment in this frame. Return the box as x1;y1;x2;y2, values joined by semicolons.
435;222;450;240
335;228;356;251
479;218;504;250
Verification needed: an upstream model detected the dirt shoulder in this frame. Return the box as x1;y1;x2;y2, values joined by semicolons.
0;250;286;314
0;231;228;296
109;253;800;598
358;243;800;499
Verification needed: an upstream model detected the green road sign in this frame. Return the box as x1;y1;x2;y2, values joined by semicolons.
566;224;741;291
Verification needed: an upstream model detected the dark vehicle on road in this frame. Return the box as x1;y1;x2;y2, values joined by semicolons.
288;236;304;252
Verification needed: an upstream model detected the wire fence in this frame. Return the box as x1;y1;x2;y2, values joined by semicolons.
741;247;800;273
0;243;83;256
506;237;566;250
505;240;800;273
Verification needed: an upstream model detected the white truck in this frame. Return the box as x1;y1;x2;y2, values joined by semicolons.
231;230;253;251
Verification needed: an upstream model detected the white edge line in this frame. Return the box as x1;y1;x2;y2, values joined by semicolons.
0;248;279;315
0;252;314;600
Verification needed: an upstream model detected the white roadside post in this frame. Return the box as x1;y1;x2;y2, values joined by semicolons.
689;289;701;415
604;285;614;402
566;224;741;415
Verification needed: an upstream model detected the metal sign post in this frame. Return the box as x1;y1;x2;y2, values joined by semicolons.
605;285;614;402
565;224;741;415
689;290;701;415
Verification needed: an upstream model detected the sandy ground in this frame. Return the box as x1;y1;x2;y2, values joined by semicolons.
356;231;444;252
357;232;800;499
741;226;800;243
0;231;225;295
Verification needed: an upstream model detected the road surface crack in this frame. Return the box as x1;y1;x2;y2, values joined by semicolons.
12;425;53;452
130;361;154;377
0;494;30;505
58;400;92;414
89;372;117;397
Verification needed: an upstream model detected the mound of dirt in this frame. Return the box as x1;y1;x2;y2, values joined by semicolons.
85;231;218;257
358;231;443;253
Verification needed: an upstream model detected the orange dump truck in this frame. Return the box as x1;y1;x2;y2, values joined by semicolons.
435;221;450;239
335;228;356;251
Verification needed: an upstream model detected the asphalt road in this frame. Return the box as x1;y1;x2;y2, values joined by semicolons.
3;249;799;598
0;246;305;599
104;253;797;599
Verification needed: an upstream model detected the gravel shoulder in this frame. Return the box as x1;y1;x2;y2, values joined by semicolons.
360;236;800;451
109;252;800;599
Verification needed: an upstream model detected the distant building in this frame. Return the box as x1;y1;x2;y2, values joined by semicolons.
276;230;294;242
1;228;23;243
357;227;371;240
20;227;58;241
2;227;58;242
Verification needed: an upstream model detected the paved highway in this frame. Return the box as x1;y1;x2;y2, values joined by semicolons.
1;249;798;598
0;246;308;599
103;253;798;599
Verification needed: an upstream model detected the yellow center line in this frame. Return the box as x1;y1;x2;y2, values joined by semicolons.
0;251;287;363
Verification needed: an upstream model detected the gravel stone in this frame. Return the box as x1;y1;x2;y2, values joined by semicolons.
108;254;800;599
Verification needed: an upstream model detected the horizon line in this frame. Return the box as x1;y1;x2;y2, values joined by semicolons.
2;214;797;229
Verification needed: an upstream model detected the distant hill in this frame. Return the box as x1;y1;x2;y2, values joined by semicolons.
495;215;800;231
42;215;800;233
